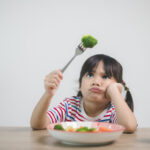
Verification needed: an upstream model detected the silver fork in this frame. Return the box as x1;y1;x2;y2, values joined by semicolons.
62;43;87;73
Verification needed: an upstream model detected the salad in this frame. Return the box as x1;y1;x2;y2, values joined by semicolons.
54;124;113;132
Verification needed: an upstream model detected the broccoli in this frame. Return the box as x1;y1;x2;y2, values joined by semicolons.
54;124;64;130
76;127;95;132
81;35;98;48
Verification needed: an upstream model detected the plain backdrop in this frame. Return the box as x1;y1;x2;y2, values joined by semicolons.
0;0;150;127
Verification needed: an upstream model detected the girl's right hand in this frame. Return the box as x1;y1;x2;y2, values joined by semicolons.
44;69;63;96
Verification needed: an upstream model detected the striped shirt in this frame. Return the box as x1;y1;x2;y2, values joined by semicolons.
47;96;117;123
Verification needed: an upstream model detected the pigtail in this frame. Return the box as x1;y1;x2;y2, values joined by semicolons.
77;91;82;97
122;81;134;112
125;91;134;112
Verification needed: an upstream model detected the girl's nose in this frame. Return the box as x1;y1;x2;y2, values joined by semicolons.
92;82;100;86
92;77;102;86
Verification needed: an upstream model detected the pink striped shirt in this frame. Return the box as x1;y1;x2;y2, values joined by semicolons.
47;96;117;123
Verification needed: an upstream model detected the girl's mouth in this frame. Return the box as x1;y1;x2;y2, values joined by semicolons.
90;87;103;93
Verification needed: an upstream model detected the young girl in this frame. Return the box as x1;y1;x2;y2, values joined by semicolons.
30;54;137;132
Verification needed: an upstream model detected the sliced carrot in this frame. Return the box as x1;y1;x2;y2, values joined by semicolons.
68;127;74;132
99;127;113;132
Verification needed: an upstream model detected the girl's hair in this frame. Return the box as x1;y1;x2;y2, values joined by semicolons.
77;54;134;112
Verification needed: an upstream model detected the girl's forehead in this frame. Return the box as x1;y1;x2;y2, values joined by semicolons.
92;61;105;73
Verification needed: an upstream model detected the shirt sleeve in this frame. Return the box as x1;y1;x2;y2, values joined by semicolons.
47;101;66;123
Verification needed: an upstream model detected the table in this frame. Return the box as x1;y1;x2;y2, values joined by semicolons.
0;127;150;150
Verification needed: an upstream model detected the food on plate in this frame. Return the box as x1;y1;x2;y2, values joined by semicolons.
99;126;113;132
53;124;113;132
54;124;64;130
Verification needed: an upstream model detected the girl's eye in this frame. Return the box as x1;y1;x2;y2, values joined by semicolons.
86;72;94;78
102;75;109;79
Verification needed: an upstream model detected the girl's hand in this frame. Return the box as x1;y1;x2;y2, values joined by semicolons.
44;69;63;96
106;82;123;100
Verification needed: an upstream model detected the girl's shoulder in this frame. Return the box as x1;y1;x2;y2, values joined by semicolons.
62;96;81;109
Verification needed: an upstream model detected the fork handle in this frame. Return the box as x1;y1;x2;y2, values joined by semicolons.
62;54;77;73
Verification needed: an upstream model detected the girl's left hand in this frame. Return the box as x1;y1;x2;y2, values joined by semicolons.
106;82;123;100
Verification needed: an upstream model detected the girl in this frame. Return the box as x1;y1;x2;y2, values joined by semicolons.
30;54;137;132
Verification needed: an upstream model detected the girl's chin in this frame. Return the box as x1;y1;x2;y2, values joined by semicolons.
87;95;106;102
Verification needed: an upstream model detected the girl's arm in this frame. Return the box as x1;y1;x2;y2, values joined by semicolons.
107;83;137;133
30;70;63;129
30;92;52;129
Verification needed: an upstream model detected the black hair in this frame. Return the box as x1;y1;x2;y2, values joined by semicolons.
77;54;134;112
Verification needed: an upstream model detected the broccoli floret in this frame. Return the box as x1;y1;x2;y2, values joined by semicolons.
76;127;89;132
81;35;98;48
76;127;95;132
88;128;95;131
54;124;64;130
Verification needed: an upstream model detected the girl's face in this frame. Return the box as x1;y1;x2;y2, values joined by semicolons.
80;61;116;104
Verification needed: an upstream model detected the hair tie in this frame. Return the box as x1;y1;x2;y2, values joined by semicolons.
122;80;129;91
122;80;125;85
125;86;129;91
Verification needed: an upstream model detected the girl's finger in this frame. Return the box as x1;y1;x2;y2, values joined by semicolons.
54;75;61;84
56;69;63;80
46;81;57;89
46;77;60;87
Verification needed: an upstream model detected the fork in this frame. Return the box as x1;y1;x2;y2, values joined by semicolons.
61;43;87;73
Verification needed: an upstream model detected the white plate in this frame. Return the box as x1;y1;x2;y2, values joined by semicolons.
47;122;125;145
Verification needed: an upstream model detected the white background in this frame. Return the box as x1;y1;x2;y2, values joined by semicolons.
0;0;150;127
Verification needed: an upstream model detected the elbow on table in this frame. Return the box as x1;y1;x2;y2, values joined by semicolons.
30;122;46;130
30;119;47;130
124;123;138;133
30;115;50;130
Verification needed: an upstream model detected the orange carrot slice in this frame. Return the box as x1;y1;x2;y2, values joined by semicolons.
99;127;113;132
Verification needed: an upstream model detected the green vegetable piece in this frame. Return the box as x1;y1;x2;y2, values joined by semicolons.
88;128;95;132
54;124;64;130
81;35;98;48
76;127;89;132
